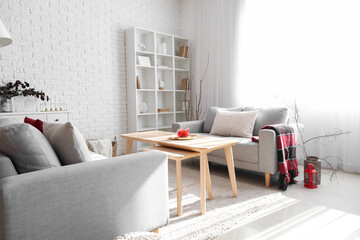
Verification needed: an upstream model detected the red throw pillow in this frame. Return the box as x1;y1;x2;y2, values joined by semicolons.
24;117;44;133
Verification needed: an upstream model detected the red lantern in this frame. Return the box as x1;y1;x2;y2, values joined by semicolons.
304;163;318;189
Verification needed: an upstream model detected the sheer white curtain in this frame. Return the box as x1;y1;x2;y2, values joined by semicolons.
237;0;360;172
191;0;242;117
191;0;360;172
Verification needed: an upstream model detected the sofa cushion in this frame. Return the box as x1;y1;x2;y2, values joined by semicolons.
203;107;243;133
0;123;61;174
243;107;288;136
0;117;22;127
210;110;259;138
0;152;18;178
43;122;91;165
196;133;259;163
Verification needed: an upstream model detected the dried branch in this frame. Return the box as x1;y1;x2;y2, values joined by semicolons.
195;54;209;120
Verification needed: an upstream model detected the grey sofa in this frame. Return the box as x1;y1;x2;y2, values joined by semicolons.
172;106;302;187
0;127;169;239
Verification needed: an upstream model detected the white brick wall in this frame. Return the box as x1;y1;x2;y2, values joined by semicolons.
0;0;181;154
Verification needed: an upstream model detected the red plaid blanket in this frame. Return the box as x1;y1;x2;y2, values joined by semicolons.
252;124;298;191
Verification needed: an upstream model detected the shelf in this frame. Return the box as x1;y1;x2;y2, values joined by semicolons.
158;111;174;115
157;67;173;71
137;112;156;116
136;50;154;55
174;56;189;61
136;65;155;69
157;53;173;58
137;89;155;92
175;68;189;72
158;89;173;92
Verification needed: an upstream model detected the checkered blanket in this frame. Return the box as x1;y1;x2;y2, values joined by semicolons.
252;124;298;191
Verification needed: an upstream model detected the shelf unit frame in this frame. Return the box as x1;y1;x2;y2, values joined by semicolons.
126;27;191;141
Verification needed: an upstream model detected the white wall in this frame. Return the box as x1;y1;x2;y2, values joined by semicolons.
0;0;181;154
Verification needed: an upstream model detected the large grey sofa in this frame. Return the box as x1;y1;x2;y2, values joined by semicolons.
0;121;169;240
172;106;302;187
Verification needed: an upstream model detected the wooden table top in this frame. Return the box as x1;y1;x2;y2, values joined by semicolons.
121;131;238;153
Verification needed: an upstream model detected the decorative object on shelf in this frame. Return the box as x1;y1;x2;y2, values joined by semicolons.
161;42;167;55
138;56;151;66
158;108;170;113
304;163;318;189
138;43;146;51
181;100;190;111
136;76;141;89
159;79;165;90
179;46;189;58
0;19;12;48
139;102;147;114
0;80;49;112
180;78;189;90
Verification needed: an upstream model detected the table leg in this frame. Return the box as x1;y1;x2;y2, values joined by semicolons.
125;139;133;154
224;146;238;197
200;151;207;215
176;160;182;216
204;154;213;200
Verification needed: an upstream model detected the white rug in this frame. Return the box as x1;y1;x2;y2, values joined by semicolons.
118;161;291;240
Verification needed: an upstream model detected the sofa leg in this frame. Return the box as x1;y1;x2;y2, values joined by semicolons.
265;173;271;188
152;228;159;233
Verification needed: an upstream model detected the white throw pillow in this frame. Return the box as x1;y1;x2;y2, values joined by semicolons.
210;110;259;138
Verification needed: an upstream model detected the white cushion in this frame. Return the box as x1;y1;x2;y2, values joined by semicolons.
210;110;259;138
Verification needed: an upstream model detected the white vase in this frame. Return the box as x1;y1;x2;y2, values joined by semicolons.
139;102;147;113
0;98;13;112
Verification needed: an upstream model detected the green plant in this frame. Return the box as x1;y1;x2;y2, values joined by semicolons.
0;80;49;104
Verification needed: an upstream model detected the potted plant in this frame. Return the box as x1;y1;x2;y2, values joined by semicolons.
0;80;49;112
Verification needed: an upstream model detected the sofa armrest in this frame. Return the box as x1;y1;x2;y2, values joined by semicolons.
258;123;304;175
0;151;169;240
172;120;205;133
258;129;278;174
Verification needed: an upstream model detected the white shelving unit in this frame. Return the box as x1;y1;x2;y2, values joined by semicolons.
126;27;190;144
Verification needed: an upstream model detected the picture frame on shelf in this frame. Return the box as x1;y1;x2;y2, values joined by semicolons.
138;56;151;66
181;100;190;111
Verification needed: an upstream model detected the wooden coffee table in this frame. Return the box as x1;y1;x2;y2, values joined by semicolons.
120;131;238;215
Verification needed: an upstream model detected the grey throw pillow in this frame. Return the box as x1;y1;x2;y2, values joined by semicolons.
243;107;288;136
43;122;91;165
203;106;243;133
0;123;61;174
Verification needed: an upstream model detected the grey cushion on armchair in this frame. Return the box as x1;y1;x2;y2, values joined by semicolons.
0;123;61;174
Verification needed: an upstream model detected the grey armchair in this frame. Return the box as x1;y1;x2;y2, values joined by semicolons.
0;151;169;240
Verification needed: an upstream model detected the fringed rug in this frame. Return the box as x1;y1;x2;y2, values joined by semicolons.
117;162;293;240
